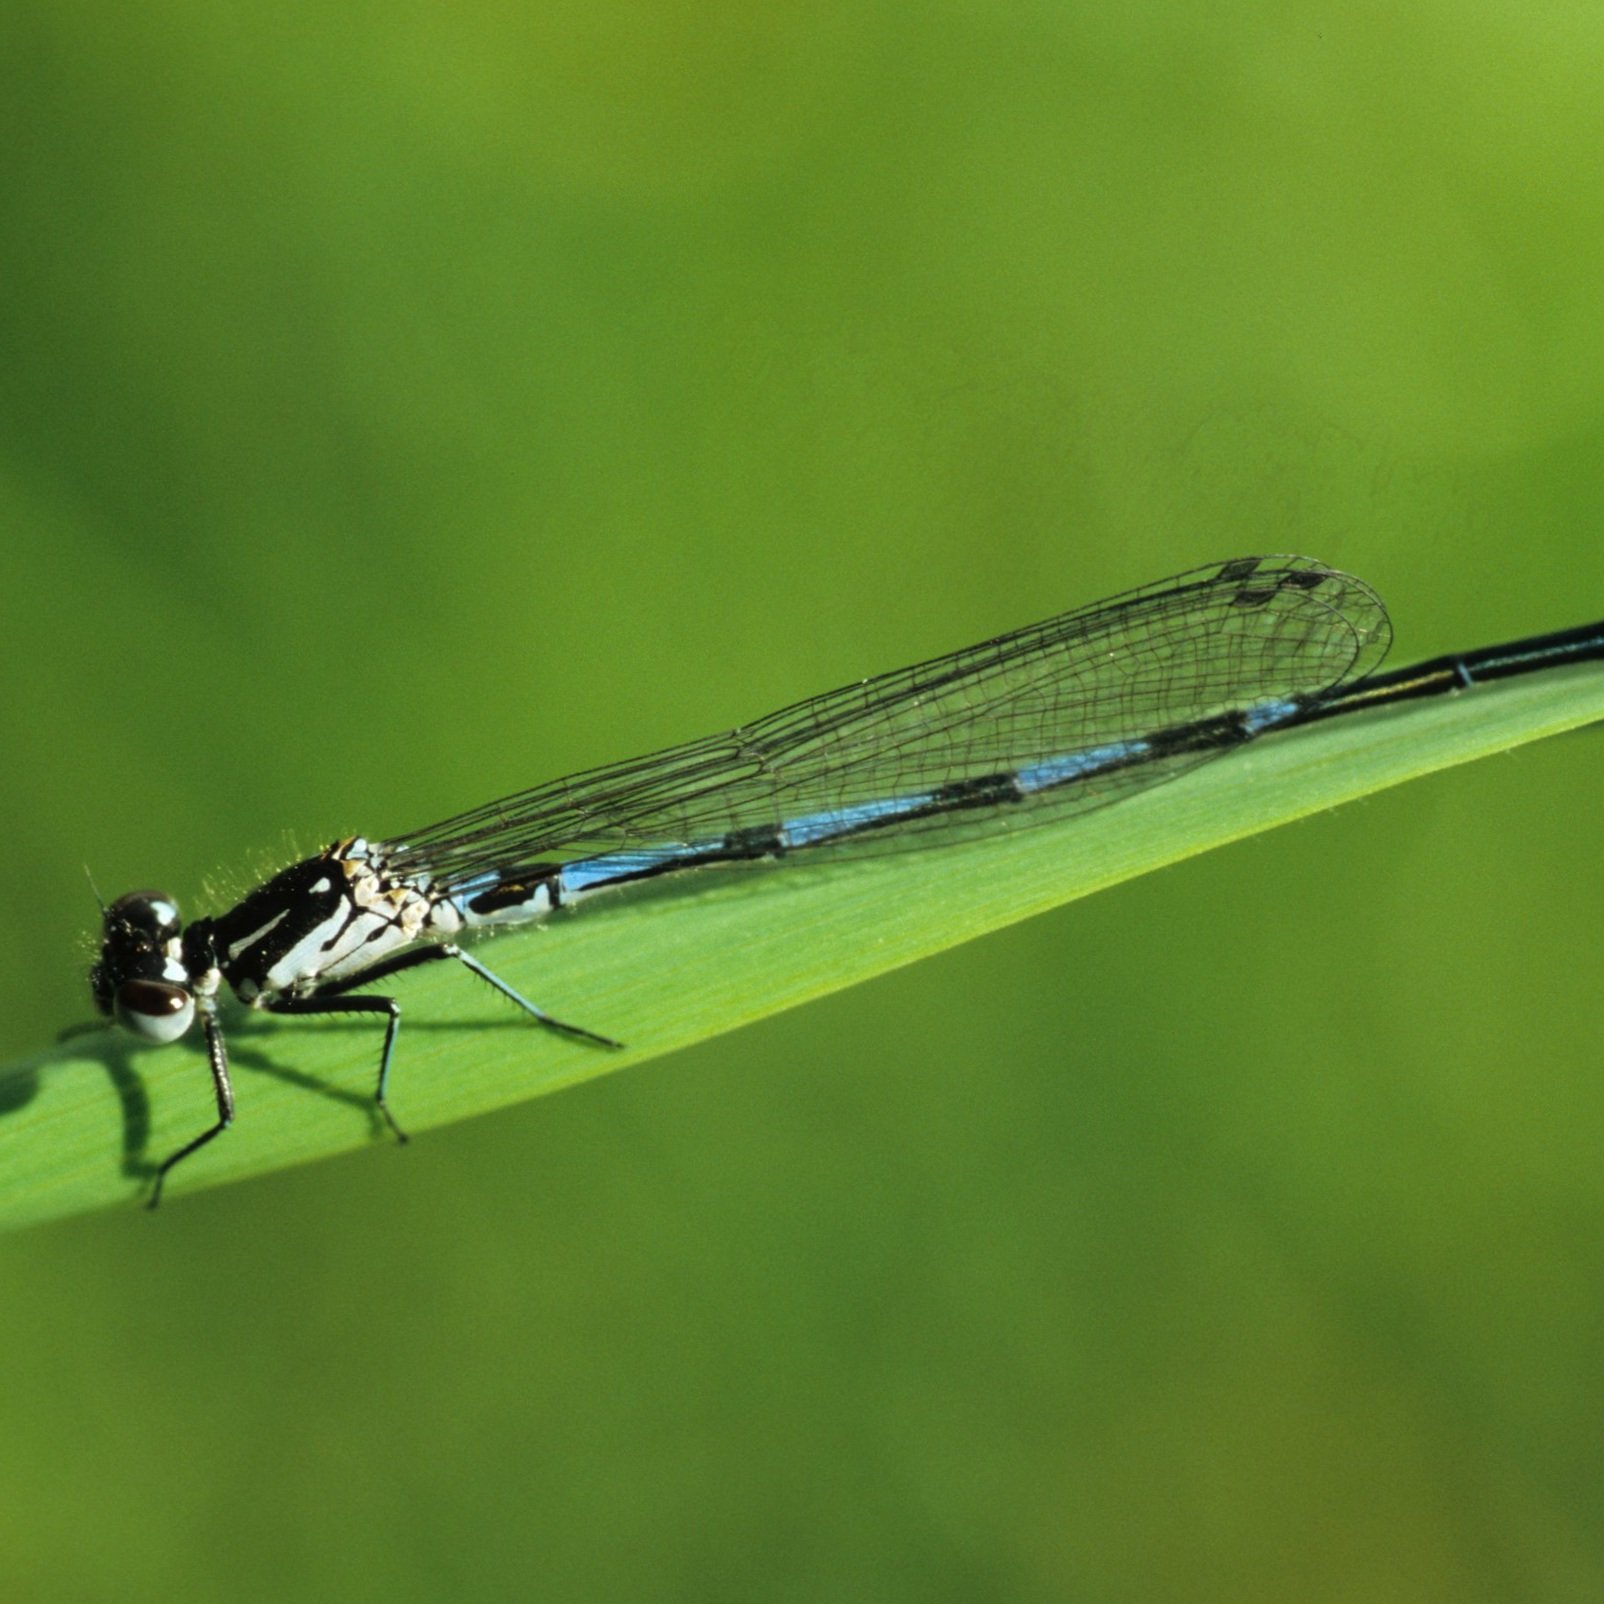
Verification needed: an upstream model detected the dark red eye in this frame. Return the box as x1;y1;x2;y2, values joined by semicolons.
114;980;196;1044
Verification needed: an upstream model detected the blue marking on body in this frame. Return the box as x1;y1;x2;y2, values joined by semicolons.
1014;740;1150;794
777;793;937;848
558;843;716;896
1240;696;1301;735
450;870;503;897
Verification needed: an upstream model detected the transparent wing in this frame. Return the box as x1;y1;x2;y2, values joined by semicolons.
382;556;1390;889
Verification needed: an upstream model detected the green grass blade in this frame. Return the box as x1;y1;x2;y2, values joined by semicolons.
4;664;1602;1229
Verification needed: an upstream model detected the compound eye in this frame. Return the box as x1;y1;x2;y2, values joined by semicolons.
107;891;183;939
114;979;196;1044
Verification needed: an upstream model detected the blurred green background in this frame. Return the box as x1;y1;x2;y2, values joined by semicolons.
3;3;1603;1599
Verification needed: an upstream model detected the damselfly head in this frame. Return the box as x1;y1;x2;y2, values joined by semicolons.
89;890;197;1045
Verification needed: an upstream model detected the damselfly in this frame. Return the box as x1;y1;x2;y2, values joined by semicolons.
86;556;1604;1204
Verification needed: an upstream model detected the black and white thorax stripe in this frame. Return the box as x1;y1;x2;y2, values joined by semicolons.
192;838;464;1006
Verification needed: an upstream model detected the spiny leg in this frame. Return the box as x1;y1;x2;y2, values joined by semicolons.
269;941;621;1143
149;1009;235;1210
447;945;623;1050
272;945;472;1141
305;941;622;1047
267;992;410;1143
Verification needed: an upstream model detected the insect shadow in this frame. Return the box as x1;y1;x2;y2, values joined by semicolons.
43;1003;554;1200
48;1014;393;1196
